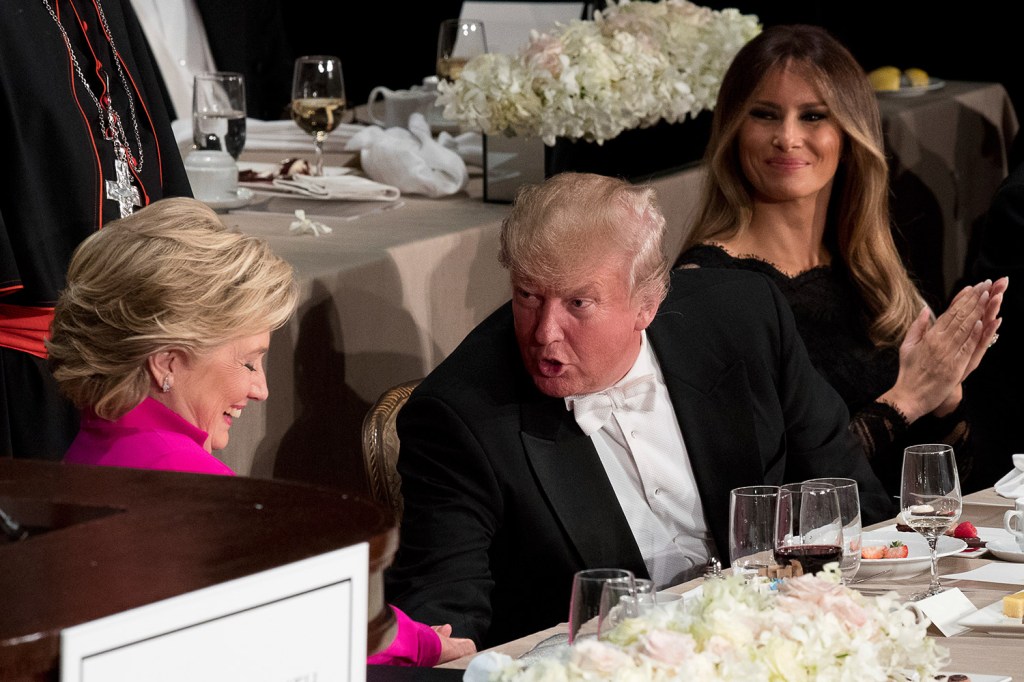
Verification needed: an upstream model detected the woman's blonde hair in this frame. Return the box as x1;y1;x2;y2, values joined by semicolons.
681;24;922;346
46;197;299;419
499;172;669;311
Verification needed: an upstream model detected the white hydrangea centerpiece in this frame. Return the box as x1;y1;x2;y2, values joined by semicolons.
465;567;948;681
437;0;761;146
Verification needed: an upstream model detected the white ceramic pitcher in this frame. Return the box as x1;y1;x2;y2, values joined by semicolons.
366;86;436;129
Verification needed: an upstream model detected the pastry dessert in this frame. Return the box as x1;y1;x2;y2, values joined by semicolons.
1003;590;1024;619
903;67;930;87
868;65;901;91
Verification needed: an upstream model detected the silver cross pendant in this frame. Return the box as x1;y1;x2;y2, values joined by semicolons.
105;140;141;218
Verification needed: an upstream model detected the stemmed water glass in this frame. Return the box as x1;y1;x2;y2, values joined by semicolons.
290;55;346;177
900;444;962;599
728;485;781;579
567;568;634;644
774;481;844;576
807;477;862;584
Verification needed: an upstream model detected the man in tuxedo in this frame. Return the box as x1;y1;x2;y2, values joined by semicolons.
386;172;893;649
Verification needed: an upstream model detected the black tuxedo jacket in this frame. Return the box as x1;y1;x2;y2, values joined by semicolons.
387;268;893;648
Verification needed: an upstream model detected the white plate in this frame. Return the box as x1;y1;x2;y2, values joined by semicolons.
876;78;946;97
955;527;1016;558
857;530;966;579
200;187;260;212
958;599;1024;634
987;540;1024;563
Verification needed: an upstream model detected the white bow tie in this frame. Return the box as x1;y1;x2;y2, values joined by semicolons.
568;374;658;436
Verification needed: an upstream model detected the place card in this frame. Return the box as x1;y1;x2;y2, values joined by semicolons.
943;563;1024;585
907;588;976;637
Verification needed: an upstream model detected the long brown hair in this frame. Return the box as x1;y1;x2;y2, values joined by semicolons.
681;24;922;346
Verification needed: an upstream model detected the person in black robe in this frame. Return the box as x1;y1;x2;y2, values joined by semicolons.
0;0;192;460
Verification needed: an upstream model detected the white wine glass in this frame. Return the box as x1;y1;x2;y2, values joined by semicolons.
290;56;346;177
900;444;962;599
436;18;487;83
774;482;844;577
807;477;862;584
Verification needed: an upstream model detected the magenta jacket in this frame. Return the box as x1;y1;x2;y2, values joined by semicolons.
63;397;442;667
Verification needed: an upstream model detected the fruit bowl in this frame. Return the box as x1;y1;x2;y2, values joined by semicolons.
855;530;966;580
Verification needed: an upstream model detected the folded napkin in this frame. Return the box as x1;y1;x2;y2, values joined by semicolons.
995;453;1024;498
439;130;483;168
344;113;467;198
271;173;400;202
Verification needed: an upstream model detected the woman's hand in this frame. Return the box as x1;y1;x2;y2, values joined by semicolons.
433;623;477;664
881;277;1006;422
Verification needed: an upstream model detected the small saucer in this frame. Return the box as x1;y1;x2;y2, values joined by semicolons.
986;540;1024;563
198;187;256;212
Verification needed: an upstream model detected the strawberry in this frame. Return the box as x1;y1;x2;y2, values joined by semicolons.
883;541;909;559
952;521;978;539
861;545;885;560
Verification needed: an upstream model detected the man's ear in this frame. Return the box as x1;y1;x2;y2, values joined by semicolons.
635;304;657;331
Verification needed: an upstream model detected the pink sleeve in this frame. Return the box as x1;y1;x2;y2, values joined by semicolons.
366;605;442;667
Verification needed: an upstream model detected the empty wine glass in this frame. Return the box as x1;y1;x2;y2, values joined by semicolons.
598;577;655;636
290;55;346;177
568;568;633;644
901;444;962;599
774;482;844;577
436;18;487;83
729;485;780;579
806;477;862;584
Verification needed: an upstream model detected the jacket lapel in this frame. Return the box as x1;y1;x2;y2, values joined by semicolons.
520;396;649;578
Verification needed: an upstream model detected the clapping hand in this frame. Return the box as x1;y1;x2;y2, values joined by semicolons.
883;277;1007;422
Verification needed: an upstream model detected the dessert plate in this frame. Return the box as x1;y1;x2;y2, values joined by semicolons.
955;527;1015;558
958;599;1024;634
857;530;966;579
877;78;946;97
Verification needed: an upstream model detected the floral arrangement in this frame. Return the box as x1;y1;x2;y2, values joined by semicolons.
436;0;761;146
464;567;947;681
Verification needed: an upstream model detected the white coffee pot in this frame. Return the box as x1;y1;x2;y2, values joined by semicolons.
366;86;437;129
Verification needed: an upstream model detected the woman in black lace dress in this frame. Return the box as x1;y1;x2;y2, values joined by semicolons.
675;25;1006;494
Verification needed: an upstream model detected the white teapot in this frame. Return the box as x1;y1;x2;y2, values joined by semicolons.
366;86;437;129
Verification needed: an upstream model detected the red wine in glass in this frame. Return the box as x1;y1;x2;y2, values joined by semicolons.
774;544;843;575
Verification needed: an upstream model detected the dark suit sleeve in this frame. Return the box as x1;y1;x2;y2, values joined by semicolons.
765;277;897;525
385;393;501;645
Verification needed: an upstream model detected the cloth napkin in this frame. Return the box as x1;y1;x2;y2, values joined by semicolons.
439;130;483;168
995;453;1024;498
344;113;467;198
271;173;400;202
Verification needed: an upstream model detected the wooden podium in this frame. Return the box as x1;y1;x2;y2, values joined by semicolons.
0;459;397;681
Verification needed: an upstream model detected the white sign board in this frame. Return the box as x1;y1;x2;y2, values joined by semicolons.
62;543;369;682
460;2;585;55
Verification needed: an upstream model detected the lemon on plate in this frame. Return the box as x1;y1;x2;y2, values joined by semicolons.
903;67;930;88
868;66;901;91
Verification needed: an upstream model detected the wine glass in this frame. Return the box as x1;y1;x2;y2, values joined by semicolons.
290;56;347;177
900;444;962;599
774;482;844;577
567;568;633;644
729;485;781;579
807;477;862;584
598;577;655;636
192;72;246;159
436;18;487;82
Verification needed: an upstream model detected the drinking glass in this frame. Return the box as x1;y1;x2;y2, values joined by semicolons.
900;444;962;599
436;18;487;82
598;577;655;635
729;485;780;579
807;477;862;583
774;482;844;577
568;568;633;644
192;72;246;159
290;56;347;176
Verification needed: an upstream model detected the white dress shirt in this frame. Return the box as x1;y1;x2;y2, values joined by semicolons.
130;0;218;122
565;331;713;588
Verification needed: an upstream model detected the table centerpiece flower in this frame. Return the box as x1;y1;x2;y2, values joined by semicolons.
437;0;762;146
464;566;948;681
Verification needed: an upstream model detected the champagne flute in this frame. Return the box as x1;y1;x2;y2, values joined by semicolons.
806;477;862;584
900;444;962;599
290;56;346;177
193;72;246;159
436;18;487;82
774;482;844;577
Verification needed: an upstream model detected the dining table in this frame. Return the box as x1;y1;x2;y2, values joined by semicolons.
214;80;1017;501
437;487;1024;678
